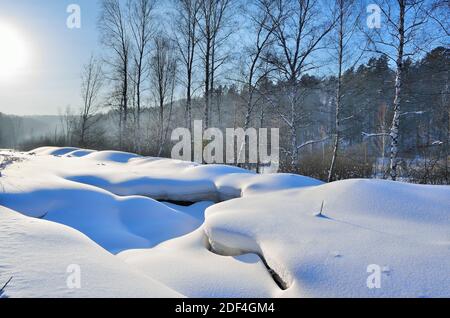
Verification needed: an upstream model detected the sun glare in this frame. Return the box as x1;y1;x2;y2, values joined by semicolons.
0;23;28;81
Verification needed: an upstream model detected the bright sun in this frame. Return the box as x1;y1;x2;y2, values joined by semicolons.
0;23;28;81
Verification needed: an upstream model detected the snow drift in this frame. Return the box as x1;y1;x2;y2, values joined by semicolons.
0;147;449;297
204;179;450;297
0;206;181;298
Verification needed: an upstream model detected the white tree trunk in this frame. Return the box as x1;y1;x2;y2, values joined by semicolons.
389;1;405;181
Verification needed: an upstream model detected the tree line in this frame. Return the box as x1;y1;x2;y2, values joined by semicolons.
8;0;449;184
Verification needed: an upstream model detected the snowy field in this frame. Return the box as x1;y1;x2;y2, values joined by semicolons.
0;147;449;298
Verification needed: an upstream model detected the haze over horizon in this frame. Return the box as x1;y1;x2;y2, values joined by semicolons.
0;0;445;117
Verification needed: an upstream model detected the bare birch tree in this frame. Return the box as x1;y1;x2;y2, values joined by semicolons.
174;0;202;131
428;0;450;37
233;0;278;166
149;35;178;156
197;0;233;129
59;106;76;146
128;0;155;149
265;0;336;168
99;0;131;149
367;0;430;180
79;56;104;147
327;0;360;182
241;0;278;130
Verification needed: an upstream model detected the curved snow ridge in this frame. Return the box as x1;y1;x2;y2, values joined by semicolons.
29;146;82;156
24;147;324;203
215;172;323;199
0;175;202;254
204;179;450;297
29;147;98;158
63;149;97;157
203;227;292;290
65;169;322;203
118;228;281;298
29;148;141;163
82;150;141;163
0;206;182;298
65;174;220;202
30;147;322;202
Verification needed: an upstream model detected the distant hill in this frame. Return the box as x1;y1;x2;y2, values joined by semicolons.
0;113;62;148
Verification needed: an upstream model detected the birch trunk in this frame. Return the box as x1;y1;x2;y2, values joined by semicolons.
389;0;405;181
328;1;344;182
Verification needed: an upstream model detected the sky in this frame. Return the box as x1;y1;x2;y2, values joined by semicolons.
0;0;101;115
0;0;444;116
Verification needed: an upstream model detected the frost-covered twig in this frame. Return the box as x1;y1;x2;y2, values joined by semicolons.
399;111;426;117
0;277;12;298
362;132;390;138
341;115;354;122
296;136;330;150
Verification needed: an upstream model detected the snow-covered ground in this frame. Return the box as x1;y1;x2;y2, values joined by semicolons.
0;147;449;297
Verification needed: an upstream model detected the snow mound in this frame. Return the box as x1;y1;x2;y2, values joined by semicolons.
82;150;141;163
63;158;317;202
0;177;201;254
2;147;449;297
30;146;81;156
204;179;450;297
0;206;182;298
20;147;320;203
63;149;96;157
215;173;323;199
119;229;280;298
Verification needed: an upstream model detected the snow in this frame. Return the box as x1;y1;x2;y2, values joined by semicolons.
0;206;181;298
29;146;82;156
1;147;449;297
83;150;141;163
215;172;323;199
64;149;96;157
204;179;450;297
5;149;319;202
118;229;279;298
0;166;201;254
